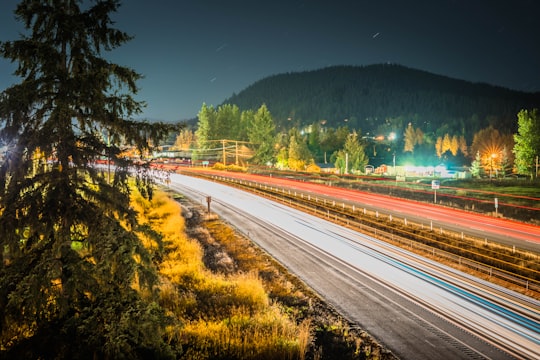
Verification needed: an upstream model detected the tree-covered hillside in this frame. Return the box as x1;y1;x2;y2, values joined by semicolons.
224;64;540;141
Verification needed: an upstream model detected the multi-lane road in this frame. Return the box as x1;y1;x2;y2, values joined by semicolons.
183;170;540;251
168;173;540;360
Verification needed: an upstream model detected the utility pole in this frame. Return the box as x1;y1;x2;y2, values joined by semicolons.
222;139;226;165
235;141;239;165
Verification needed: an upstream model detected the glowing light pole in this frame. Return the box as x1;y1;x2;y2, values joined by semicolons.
490;153;497;181
388;132;396;176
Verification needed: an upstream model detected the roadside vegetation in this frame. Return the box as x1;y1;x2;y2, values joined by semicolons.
133;189;307;359
132;187;394;359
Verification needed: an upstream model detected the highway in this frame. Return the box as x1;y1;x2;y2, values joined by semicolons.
168;173;540;360
183;170;540;252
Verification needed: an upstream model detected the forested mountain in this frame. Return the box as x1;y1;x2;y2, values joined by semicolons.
223;64;540;141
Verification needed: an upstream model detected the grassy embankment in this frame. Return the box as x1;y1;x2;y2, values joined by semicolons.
131;188;392;359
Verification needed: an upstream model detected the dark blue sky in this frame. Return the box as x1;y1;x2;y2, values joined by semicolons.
1;0;539;122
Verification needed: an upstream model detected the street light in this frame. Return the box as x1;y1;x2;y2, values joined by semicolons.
490;153;497;181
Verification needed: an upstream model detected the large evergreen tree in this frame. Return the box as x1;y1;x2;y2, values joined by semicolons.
513;109;540;178
194;103;216;160
248;104;276;165
216;103;243;141
0;1;176;357
333;130;368;174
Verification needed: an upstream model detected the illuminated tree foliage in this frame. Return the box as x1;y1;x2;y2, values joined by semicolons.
470;126;514;175
435;137;443;158
194;103;249;161
287;131;312;171
0;1;177;358
403;123;416;153
334;130;368;174
470;151;484;178
194;103;215;151
513;109;540;178
173;128;196;150
403;123;425;153
248;104;277;165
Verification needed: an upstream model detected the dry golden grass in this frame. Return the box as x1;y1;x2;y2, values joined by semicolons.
130;188;311;359
178;304;307;359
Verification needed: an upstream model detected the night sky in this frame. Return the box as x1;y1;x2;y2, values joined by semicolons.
1;0;539;122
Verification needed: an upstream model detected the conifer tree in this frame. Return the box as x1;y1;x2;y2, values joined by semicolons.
470;151;484;178
0;1;177;357
195;103;214;149
334;131;368;174
248;104;276;165
216;103;242;140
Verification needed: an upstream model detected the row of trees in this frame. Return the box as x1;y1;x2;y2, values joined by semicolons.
401;110;539;178
176;103;369;174
178;103;539;178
